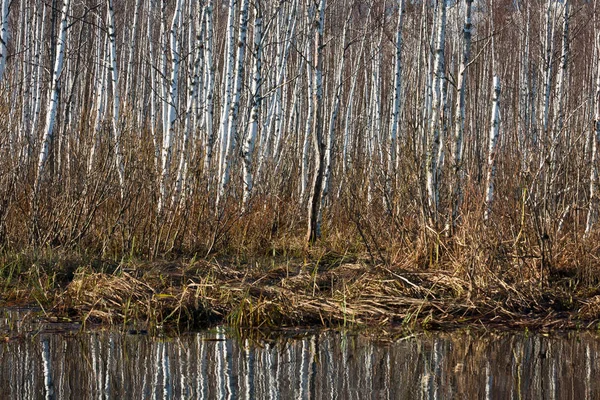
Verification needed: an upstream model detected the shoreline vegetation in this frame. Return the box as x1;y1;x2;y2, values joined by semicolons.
3;228;600;333
3;1;600;333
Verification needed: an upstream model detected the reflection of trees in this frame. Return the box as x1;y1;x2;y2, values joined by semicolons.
1;330;599;398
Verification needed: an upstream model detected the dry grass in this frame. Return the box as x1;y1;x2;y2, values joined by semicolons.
2;190;600;332
18;243;597;332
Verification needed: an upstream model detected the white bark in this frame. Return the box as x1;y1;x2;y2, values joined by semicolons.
300;12;314;201
450;0;473;231
0;0;9;81
322;12;350;206
269;1;297;166
88;36;109;174
519;6;530;169
371;29;383;165
342;50;361;177
191;3;207;161
148;0;160;173
174;2;206;207
306;0;325;243
257;1;298;181
550;1;569;174
160;1;168;137
19;4;32;148
35;0;71;192
30;2;46;143
107;0;126;197
540;0;555;147
422;0;435;162
218;0;250;205
203;1;215;173
41;339;55;399
341;6;371;181
586;30;600;235
388;0;404;194
426;0;446;224
217;0;237;187
484;76;501;221
242;2;263;209
158;0;183;213
124;0;143;106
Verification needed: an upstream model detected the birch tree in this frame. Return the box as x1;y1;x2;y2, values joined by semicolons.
2;0;600;253
124;0;143;106
29;1;46;147
242;1;263;209
549;0;569;200
88;36;108;174
34;0;71;193
0;0;9;81
217;0;238;187
586;17;600;235
300;5;315;201
484;76;501;221
174;2;206;207
107;0;126;197
158;0;183;213
387;0;405;209
218;0;250;206
540;0;556;149
306;0;326;243
518;6;531;171
449;0;473;232
322;9;351;209
426;0;446;226
203;1;215;173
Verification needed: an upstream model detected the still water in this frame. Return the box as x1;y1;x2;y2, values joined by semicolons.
1;309;599;399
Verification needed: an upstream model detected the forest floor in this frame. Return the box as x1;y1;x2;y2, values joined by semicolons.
2;246;600;334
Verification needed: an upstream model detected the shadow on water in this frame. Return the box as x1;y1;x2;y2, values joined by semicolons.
1;309;600;399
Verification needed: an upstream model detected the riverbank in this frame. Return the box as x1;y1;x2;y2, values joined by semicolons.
2;242;600;333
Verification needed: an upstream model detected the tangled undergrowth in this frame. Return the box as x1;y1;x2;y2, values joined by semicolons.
2;226;600;333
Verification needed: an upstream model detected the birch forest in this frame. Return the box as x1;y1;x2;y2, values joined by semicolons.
0;0;598;263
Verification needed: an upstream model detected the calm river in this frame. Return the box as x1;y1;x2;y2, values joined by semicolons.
1;309;598;399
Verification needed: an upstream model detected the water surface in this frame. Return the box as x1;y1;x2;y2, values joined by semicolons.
1;309;598;399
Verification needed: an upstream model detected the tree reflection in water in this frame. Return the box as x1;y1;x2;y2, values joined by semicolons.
0;321;599;399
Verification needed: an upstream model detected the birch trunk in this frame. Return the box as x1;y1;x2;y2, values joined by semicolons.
34;0;71;193
217;0;237;187
158;0;183;213
242;2;263;209
549;1;569;189
519;6;530;171
426;0;446;226
449;0;473;231
124;0;143;107
540;0;555;149
300;5;315;201
257;1;298;182
306;0;325;243
586;29;600;235
269;1;297;168
148;0;160;173
0;0;9;81
88;36;109;174
387;0;404;208
341;6;371;183
107;0;126;197
30;2;47;144
174;3;206;207
321;11;350;210
218;0;249;205
484;76;501;221
203;1;215;173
